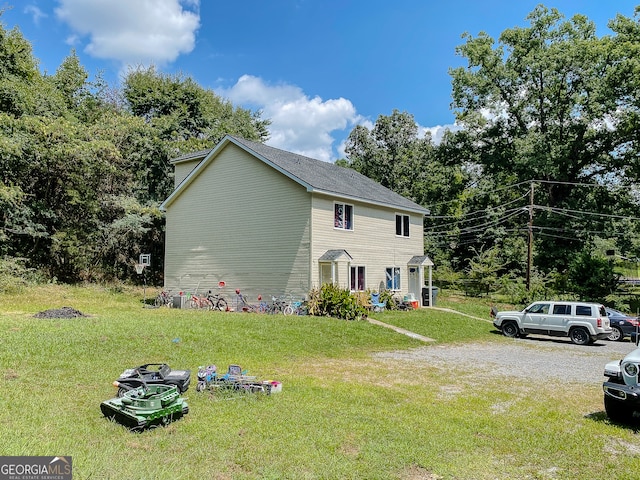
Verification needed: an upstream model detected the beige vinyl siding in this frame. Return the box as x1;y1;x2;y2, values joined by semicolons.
164;143;311;301
310;194;423;294
173;159;202;188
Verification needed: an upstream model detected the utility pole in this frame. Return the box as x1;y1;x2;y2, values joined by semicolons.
526;182;534;291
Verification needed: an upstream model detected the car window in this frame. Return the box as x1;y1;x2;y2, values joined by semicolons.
599;306;608;317
552;304;571;315
528;303;550;314
576;305;592;316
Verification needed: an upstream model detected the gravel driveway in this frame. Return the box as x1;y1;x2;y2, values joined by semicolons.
374;336;637;384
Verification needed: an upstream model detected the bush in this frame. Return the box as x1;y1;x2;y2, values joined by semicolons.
568;251;619;301
496;268;559;305
307;284;368;320
379;289;397;309
0;256;47;294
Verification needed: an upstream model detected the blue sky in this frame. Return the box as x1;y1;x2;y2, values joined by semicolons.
3;0;638;161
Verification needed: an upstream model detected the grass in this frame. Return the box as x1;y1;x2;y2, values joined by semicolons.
1;285;639;479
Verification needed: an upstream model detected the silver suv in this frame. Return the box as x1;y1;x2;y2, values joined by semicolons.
492;301;611;345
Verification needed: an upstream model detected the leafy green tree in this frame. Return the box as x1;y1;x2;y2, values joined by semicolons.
465;246;506;296
345;110;468;209
567;250;619;301
607;8;640;180
50;50;88;110
447;5;640;273
0;14;277;283
123;67;270;154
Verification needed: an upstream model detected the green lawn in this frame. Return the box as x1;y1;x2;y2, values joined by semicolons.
0;285;637;479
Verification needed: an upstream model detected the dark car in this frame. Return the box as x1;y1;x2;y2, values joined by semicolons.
606;308;639;342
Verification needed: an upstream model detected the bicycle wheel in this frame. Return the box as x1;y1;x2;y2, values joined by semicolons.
216;298;228;311
283;305;294;316
154;295;163;308
190;298;199;309
202;298;214;310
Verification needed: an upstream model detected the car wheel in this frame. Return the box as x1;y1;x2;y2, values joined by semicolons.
502;321;519;338
608;326;624;342
569;327;590;345
604;394;636;424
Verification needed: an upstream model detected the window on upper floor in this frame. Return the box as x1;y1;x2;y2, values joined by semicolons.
396;214;409;237
350;266;365;291
334;203;353;230
386;267;401;290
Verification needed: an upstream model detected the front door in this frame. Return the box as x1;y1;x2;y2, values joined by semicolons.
320;263;333;285
408;266;420;304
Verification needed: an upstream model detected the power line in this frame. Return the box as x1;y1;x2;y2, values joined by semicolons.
425;199;640;234
425;209;527;235
428;192;529;219
424;205;527;232
425;178;637;211
535;205;640;221
425;180;531;209
532;179;629;189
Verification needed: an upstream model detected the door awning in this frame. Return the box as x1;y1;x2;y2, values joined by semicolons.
407;255;434;266
318;249;353;262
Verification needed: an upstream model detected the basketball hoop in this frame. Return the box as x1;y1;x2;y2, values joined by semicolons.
135;264;145;275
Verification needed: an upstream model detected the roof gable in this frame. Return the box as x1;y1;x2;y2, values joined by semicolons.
318;249;353;262
161;135;429;214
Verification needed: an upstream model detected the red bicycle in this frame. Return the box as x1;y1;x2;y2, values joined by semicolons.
189;291;213;309
154;290;173;308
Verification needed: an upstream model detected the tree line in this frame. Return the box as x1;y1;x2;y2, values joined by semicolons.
342;6;640;304
1;6;639;305
0;13;269;286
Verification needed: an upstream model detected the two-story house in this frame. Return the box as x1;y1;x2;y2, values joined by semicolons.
160;135;434;306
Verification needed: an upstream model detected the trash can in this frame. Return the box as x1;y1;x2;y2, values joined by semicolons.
421;287;439;306
173;295;187;309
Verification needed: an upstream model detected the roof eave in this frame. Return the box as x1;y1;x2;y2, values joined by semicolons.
160;136;236;211
310;188;430;216
160;135;431;216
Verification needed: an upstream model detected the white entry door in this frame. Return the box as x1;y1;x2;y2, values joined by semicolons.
408;266;420;303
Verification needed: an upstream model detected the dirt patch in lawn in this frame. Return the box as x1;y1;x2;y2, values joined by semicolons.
33;306;89;319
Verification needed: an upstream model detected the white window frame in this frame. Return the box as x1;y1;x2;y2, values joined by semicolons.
334;202;354;231
386;267;401;291
350;265;366;291
395;214;409;237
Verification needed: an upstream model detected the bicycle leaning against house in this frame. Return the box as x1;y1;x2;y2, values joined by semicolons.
206;290;229;311
154;289;173;308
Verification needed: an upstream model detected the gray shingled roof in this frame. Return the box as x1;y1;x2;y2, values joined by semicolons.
164;135;429;214
171;149;211;163
318;249;353;262
408;255;434;266
228;136;428;214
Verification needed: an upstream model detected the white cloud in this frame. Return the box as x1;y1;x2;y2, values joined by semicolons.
220;75;362;162
24;5;47;25
54;0;200;68
419;123;462;145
